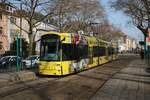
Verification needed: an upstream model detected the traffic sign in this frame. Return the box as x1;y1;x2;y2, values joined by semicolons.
146;37;150;45
147;28;150;45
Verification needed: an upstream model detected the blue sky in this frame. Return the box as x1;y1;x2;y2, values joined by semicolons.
100;0;144;41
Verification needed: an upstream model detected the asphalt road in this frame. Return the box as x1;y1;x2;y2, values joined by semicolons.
0;55;137;100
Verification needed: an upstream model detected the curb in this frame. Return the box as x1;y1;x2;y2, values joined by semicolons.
0;71;37;88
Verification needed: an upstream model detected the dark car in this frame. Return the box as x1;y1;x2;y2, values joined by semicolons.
0;56;20;69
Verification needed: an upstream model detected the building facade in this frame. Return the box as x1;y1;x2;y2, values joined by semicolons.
0;3;58;55
118;35;138;53
0;3;15;54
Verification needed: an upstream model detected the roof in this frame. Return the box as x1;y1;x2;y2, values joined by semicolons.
0;2;16;8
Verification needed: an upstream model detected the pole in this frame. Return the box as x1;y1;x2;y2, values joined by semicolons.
60;42;63;75
20;3;22;69
16;34;20;71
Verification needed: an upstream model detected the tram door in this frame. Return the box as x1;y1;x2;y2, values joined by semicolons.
89;47;93;64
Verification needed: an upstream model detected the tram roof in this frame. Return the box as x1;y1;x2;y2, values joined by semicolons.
41;31;70;37
41;31;114;45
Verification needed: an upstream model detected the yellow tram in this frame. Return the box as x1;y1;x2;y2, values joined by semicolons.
39;32;118;76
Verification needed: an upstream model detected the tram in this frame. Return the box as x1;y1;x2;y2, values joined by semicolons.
39;32;118;76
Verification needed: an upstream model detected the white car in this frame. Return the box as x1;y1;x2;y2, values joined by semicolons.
22;55;39;68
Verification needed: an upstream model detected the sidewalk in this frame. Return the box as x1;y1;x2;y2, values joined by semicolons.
92;58;150;100
0;70;37;88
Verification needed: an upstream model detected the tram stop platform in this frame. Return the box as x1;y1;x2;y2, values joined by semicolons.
0;71;37;88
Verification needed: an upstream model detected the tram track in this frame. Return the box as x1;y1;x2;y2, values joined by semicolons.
0;74;77;98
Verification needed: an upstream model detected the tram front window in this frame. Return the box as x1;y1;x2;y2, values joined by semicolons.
40;39;60;61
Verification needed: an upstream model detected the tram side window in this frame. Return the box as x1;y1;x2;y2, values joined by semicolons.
108;47;112;55
74;45;78;60
113;48;116;54
74;45;88;59
112;48;114;55
99;47;106;56
93;46;99;57
62;44;74;61
62;44;89;60
103;47;106;56
93;47;96;57
116;48;119;54
113;48;118;54
82;45;88;58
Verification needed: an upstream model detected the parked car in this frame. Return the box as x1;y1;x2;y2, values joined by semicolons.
0;56;20;68
22;55;39;68
0;56;4;62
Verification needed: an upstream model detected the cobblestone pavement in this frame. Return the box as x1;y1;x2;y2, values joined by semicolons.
0;55;149;100
91;57;150;100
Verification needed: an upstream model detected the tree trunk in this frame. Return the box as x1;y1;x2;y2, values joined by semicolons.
28;32;34;56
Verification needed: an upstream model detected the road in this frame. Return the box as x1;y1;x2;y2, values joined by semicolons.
0;55;147;100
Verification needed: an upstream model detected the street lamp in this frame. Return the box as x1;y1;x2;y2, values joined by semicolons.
10;1;23;70
89;22;100;36
13;0;22;57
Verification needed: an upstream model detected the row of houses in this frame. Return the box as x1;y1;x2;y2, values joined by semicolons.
118;35;140;53
0;3;58;54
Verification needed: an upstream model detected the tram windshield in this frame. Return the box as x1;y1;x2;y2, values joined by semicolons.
40;35;60;61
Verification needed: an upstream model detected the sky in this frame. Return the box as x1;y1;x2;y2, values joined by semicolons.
100;0;144;41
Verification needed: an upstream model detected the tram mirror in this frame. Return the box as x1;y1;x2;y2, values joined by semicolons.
61;37;65;42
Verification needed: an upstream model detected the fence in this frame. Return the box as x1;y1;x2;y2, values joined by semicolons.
0;59;38;73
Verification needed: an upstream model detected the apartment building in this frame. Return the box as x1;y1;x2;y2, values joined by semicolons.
0;3;16;54
118;35;138;53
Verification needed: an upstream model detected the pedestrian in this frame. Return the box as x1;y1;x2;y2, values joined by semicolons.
140;49;144;60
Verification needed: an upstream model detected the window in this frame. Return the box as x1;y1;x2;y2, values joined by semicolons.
62;44;74;60
10;17;16;24
93;46;99;57
0;13;2;20
108;47;113;55
0;27;2;34
99;47;106;56
116;48;119;54
40;35;60;61
113;48;118;54
62;44;88;61
6;6;9;10
0;41;2;49
10;7;12;11
82;45;88;58
77;45;88;59
40;42;60;61
10;29;16;37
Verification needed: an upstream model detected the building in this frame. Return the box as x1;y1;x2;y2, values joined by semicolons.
0;3;17;54
0;3;58;55
118;35;138;53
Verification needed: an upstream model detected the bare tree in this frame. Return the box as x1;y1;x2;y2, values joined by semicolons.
8;0;58;55
49;0;75;32
48;0;105;33
111;0;150;36
69;0;105;32
98;22;124;41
